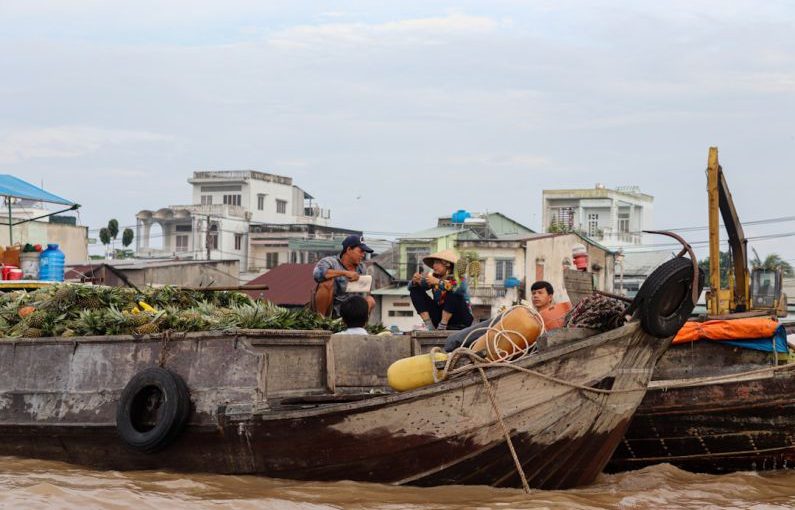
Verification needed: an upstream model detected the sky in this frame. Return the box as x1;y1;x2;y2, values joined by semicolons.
1;1;793;262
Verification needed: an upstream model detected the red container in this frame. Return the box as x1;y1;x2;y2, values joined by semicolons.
1;265;16;280
7;268;22;280
573;253;589;271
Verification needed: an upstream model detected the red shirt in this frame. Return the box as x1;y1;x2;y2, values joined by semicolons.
538;302;572;330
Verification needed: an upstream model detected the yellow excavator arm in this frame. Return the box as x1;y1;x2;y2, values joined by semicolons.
706;147;750;315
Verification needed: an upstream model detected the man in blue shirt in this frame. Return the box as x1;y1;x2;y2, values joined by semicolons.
313;235;376;317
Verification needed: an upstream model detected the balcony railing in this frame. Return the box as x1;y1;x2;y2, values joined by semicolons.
469;286;508;298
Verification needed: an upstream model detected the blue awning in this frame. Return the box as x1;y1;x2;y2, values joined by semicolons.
0;175;75;206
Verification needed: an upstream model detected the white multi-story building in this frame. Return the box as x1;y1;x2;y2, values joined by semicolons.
542;184;653;250
135;170;331;266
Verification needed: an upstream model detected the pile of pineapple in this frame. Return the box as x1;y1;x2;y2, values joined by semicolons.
0;284;359;338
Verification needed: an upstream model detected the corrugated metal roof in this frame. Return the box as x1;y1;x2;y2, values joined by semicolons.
243;263;316;305
398;226;462;240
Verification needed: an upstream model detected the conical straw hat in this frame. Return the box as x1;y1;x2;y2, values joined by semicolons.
423;249;459;267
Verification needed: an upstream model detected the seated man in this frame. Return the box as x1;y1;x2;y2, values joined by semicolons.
313;235;376;317
333;295;369;335
530;280;572;330
408;249;474;331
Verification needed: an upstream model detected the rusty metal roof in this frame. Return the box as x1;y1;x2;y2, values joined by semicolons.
242;263;316;306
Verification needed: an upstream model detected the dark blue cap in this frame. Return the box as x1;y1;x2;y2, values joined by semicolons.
341;234;373;253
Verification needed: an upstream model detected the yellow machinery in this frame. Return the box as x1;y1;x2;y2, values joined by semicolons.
705;147;786;316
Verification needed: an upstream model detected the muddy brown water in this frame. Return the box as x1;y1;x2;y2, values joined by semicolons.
1;458;795;509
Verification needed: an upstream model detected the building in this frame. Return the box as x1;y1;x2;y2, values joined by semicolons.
135;170;332;267
66;259;240;287
542;184;653;250
247;223;363;273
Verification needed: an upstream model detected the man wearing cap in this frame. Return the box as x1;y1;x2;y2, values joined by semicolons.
409;249;474;331
313;235;376;317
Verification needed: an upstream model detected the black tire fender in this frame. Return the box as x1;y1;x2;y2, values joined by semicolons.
635;257;704;338
116;367;191;453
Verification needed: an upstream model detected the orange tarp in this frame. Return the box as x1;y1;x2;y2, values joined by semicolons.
672;317;779;344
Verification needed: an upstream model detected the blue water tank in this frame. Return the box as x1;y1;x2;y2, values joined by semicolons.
39;243;65;281
504;276;521;288
451;209;471;224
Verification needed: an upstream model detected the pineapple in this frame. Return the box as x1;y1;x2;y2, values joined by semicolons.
22;327;43;338
134;321;160;335
26;311;48;329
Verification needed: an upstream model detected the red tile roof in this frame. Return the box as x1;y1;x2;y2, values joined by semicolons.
243;263;316;306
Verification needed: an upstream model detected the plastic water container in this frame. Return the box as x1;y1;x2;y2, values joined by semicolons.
39;244;65;281
451;209;471;224
20;252;40;279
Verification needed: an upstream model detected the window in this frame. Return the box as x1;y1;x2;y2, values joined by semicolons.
587;213;600;237
551;207;574;229
389;310;415;317
175;235;189;252
276;199;287;214
405;247;431;277
234;234;243;251
208;224;218;250
223;194;241;206
618;211;630;234
266;252;279;269
200;195;212;205
495;259;514;282
257;194;265;211
175;224;192;232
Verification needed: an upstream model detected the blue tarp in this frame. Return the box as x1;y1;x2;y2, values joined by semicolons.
708;325;789;353
0;175;74;206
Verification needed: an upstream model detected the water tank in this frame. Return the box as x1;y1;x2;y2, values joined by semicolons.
39;244;65;281
451;210;471;224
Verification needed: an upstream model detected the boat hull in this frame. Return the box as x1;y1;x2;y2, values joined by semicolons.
0;323;668;489
608;340;795;474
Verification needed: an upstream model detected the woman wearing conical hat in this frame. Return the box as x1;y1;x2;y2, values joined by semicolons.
409;249;474;331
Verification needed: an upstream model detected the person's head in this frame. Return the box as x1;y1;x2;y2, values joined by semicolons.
340;295;369;329
530;281;554;309
340;235;374;264
422;250;458;277
430;258;453;277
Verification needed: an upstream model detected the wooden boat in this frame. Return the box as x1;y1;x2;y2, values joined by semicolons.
0;321;669;490
607;322;795;474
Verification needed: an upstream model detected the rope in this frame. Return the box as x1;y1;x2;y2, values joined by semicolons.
476;365;531;494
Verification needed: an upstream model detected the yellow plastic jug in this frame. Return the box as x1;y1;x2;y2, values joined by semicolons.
387;352;449;392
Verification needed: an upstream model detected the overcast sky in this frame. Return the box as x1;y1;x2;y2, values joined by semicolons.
1;1;793;260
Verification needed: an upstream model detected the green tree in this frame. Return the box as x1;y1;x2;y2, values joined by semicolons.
122;228;134;248
547;221;574;234
99;227;111;246
107;219;119;240
698;250;732;288
751;249;794;277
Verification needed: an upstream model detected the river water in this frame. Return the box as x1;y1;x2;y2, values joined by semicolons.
2;458;795;510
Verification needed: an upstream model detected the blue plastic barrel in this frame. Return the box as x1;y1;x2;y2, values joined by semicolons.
39;243;65;281
451;209;471;224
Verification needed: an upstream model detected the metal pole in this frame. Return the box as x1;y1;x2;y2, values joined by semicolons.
7;197;12;245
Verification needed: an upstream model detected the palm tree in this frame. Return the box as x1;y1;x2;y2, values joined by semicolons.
751;249;794;277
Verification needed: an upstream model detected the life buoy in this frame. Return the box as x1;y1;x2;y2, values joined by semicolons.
115;367;191;453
